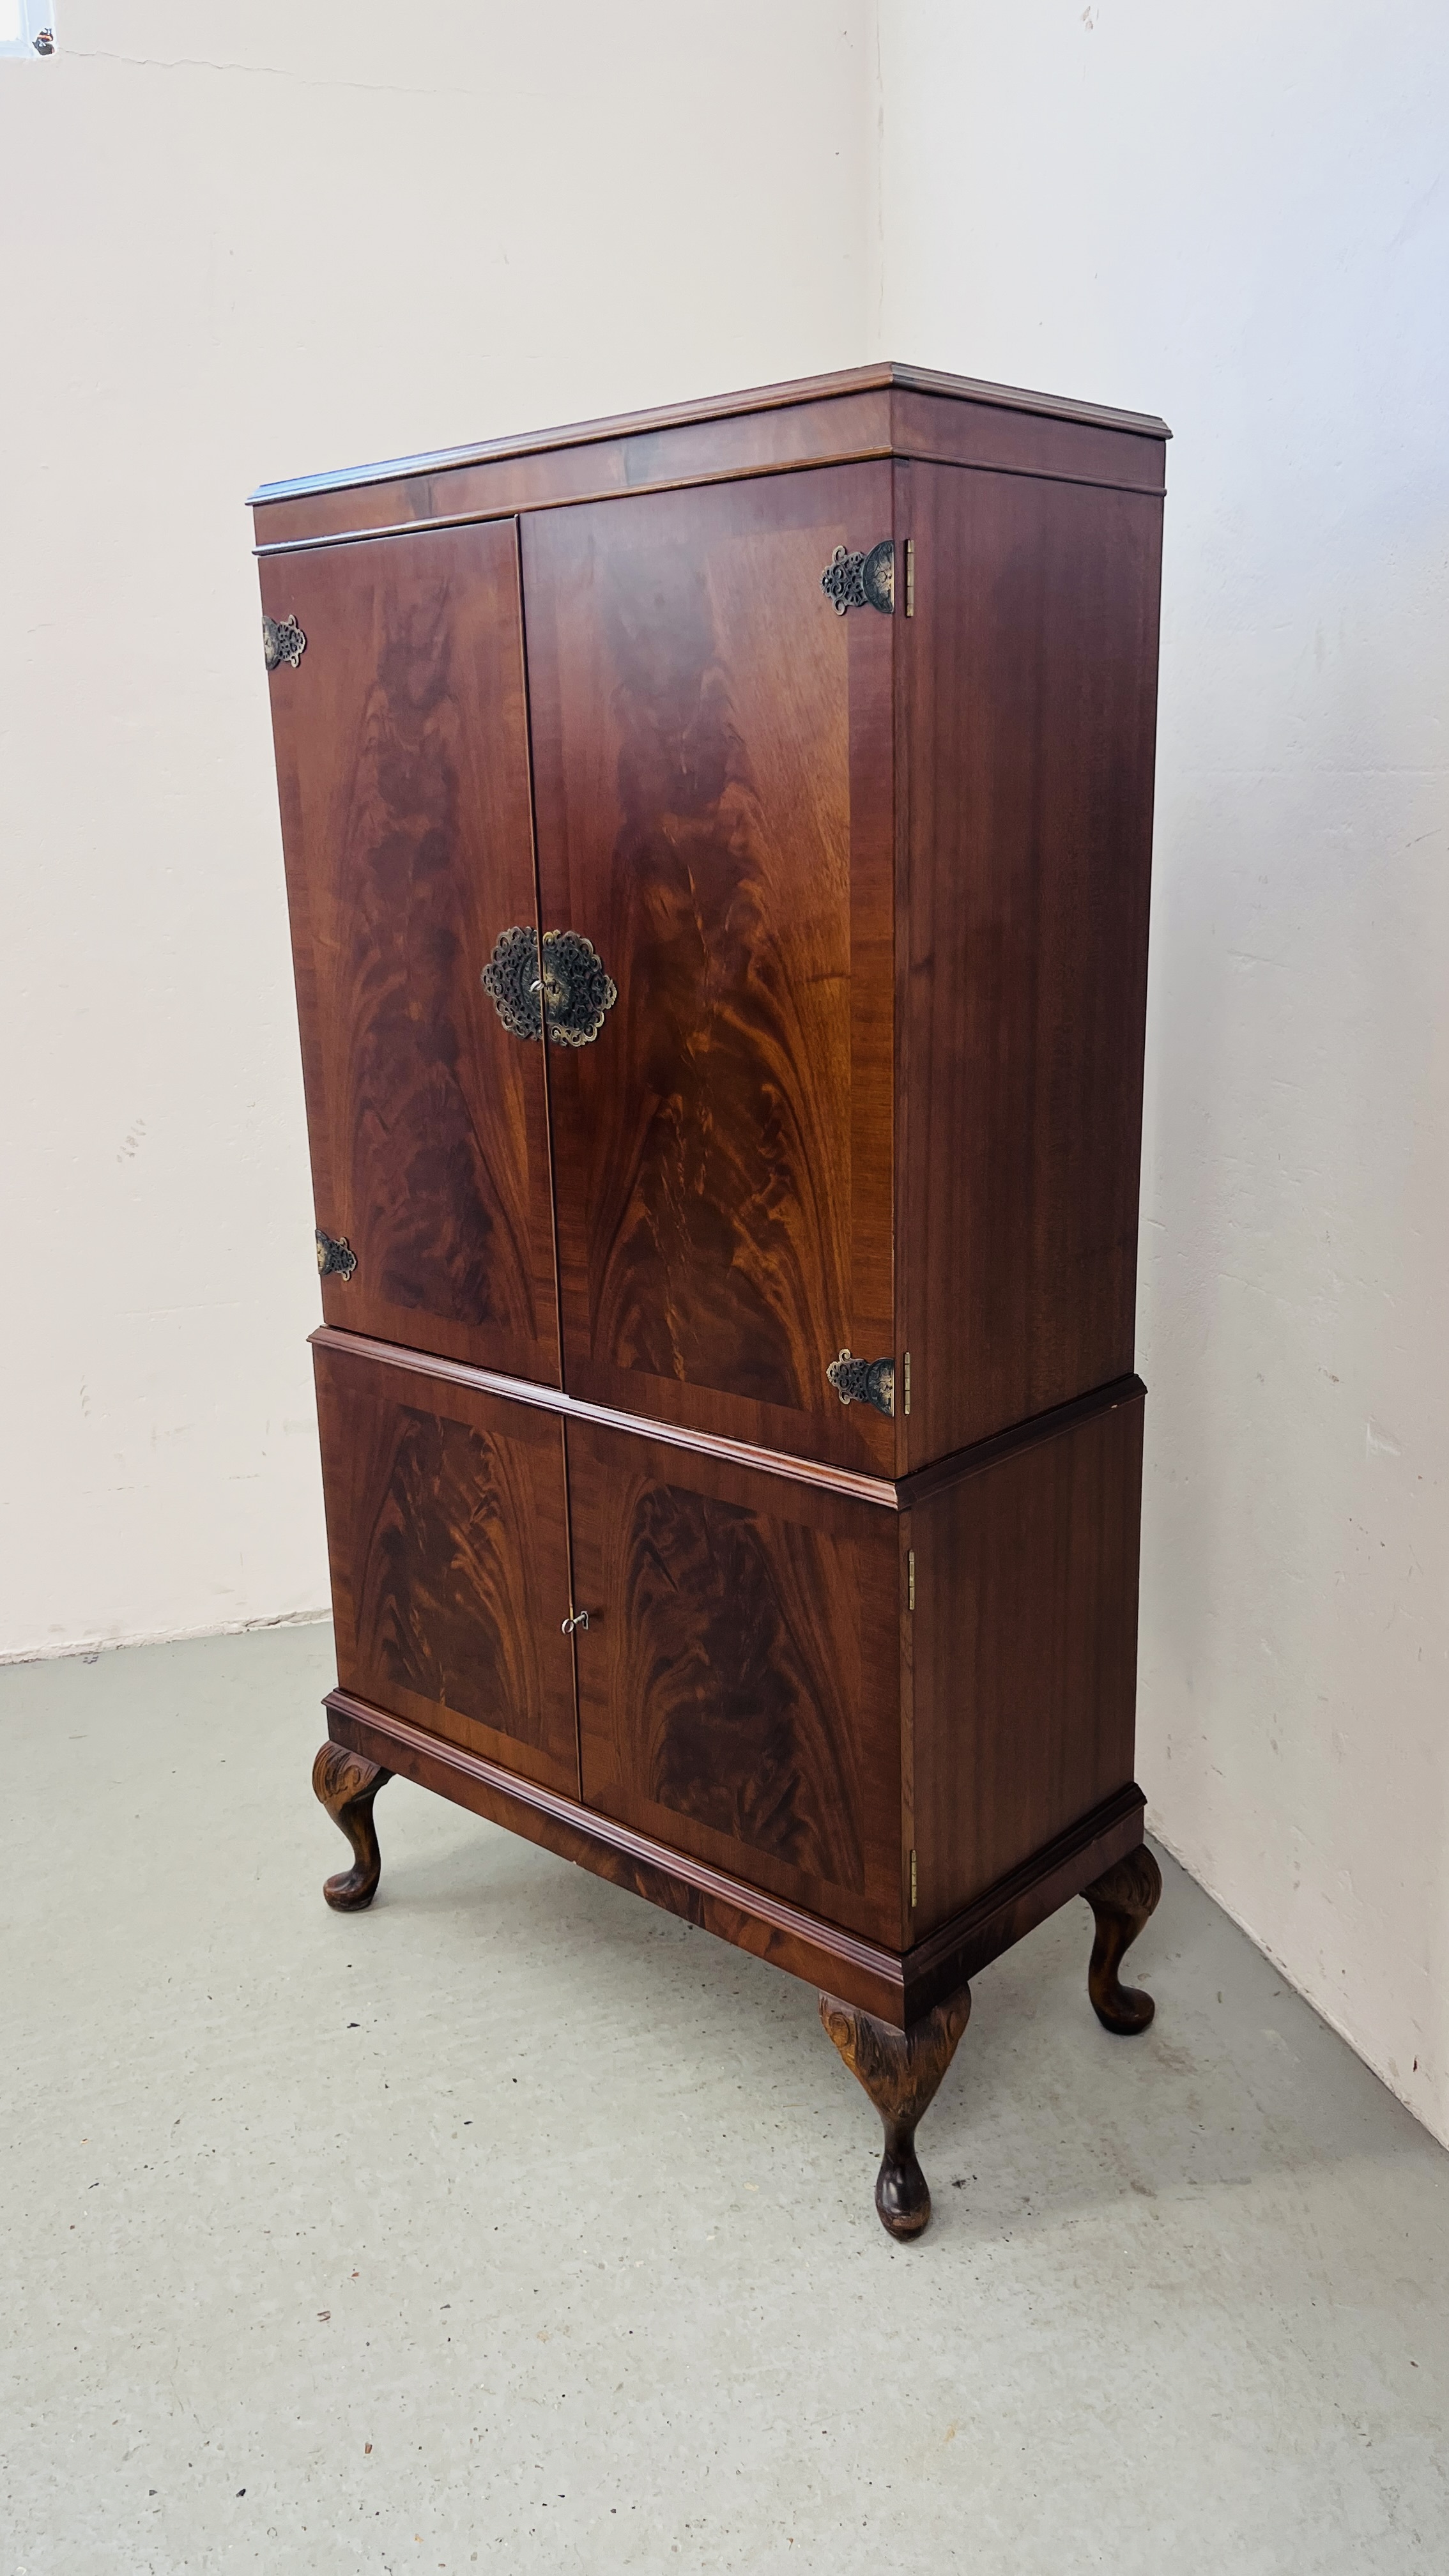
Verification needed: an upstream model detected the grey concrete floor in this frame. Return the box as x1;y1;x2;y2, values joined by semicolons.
3;1625;1448;2574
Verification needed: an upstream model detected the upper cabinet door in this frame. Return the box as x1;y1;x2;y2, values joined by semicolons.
261;522;560;1384
521;464;897;1471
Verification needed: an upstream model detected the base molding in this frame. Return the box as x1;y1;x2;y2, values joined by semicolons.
325;1689;1145;2026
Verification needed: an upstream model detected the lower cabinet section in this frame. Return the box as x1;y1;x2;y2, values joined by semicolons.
565;1420;905;1946
314;1338;579;1796
311;1328;1143;1968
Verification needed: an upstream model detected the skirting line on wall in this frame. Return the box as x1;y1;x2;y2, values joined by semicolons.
0;1605;332;1669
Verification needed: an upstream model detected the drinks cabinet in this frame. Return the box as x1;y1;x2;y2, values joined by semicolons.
250;362;1169;2239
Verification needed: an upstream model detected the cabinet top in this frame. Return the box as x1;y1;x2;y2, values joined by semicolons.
249;361;1170;550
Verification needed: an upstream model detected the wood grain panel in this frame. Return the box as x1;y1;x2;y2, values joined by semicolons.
567;1419;905;1943
895;461;1163;1462
908;1386;1144;1933
523;464;896;1471
314;1338;578;1794
261;519;559;1382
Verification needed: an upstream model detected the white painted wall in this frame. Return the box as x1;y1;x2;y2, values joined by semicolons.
877;0;1449;2146
0;1;878;1659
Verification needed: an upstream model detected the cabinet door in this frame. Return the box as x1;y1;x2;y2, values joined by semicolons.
566;1421;906;1944
521;464;896;1469
262;522;559;1383
314;1337;579;1795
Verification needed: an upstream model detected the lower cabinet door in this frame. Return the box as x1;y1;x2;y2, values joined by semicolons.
565;1420;906;1945
314;1337;579;1795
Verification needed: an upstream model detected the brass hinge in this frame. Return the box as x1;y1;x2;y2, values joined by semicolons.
903;1351;912;1415
264;612;307;671
827;1350;894;1416
821;539;894;616
907;1547;916;1611
904;539;915;618
909;1850;918;1909
316;1226;356;1280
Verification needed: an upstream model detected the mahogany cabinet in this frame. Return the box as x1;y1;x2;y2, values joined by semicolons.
252;363;1170;2238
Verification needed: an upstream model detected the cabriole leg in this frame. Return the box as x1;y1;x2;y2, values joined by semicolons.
1083;1843;1163;2034
312;1742;392;1912
819;1986;971;2241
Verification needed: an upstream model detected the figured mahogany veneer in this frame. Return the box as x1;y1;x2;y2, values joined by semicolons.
523;464;896;1471
261;519;558;1384
314;1337;578;1797
258;362;1169;2239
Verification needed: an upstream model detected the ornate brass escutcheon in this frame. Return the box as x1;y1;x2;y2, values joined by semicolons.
827;1349;896;1416
821;540;895;616
482;926;618;1047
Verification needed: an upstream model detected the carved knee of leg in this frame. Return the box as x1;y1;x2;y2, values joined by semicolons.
312;1742;392;1912
820;1986;970;2242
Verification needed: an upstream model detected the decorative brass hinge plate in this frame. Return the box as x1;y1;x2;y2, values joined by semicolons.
482;926;618;1047
827;1349;895;1416
316;1227;356;1281
821;540;894;617
264;613;307;671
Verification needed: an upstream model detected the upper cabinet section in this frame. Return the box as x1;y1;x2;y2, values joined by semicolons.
254;365;1168;1476
521;465;896;1471
261;519;560;1384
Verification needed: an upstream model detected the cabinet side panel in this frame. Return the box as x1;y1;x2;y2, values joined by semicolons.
912;1393;1143;1931
261;520;560;1383
898;462;1163;1460
569;1420;905;1945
